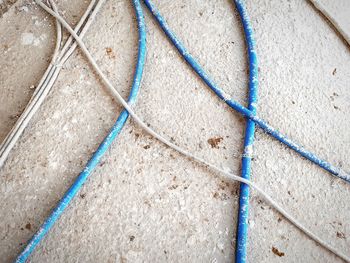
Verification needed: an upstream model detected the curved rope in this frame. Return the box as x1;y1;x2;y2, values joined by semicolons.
15;1;147;262
142;0;350;184
33;1;350;261
0;0;100;169
234;0;258;262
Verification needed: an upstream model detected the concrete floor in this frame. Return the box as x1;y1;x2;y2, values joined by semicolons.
0;0;349;262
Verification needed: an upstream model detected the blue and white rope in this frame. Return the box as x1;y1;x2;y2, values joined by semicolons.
234;1;258;262
16;0;350;262
15;1;146;262
143;0;350;184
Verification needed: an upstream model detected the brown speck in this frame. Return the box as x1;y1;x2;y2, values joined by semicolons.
99;161;106;167
25;223;31;230
291;100;295;104
332;68;337;75
336;231;345;239
129;235;135;241
272;247;285;257
105;47;116;59
277;218;282;223
220;193;229;201
207;137;223;148
80;193;86;199
213;192;219;199
333;105;340;110
168;185;178;190
143;145;150;149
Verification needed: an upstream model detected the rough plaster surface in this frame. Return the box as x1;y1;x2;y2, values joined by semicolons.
0;0;349;262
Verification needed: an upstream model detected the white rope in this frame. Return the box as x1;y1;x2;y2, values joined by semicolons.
35;1;350;261
308;0;350;47
0;0;107;168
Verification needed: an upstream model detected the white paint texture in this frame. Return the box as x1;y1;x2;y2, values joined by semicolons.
0;0;349;262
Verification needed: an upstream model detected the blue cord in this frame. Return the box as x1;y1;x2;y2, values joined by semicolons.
233;0;258;262
15;1;146;262
142;0;350;183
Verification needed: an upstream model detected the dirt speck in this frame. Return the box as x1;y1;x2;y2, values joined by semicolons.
168;185;178;190
336;231;345;239
207;137;223;148
25;223;31;230
332;68;337;75
80;193;86;199
143;145;150;149
272;246;285;257
105;47;116;59
129;235;135;241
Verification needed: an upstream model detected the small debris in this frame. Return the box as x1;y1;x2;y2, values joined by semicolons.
143;145;150;149
129;235;135;241
105;47;116;59
332;68;337;75
168;185;178;190
207;137;223;148
21;32;35;46
80;193;86;199
336;231;345;239
272;246;285;257
18;6;29;12
25;223;31;230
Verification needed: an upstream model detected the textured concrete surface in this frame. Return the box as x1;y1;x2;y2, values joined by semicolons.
0;0;349;262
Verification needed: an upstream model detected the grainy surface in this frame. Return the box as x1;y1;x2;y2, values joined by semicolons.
0;0;349;262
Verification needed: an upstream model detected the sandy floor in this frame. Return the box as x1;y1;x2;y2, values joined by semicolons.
0;0;349;262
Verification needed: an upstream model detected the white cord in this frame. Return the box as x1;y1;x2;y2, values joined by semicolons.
308;0;350;47
35;1;350;261
0;0;106;168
